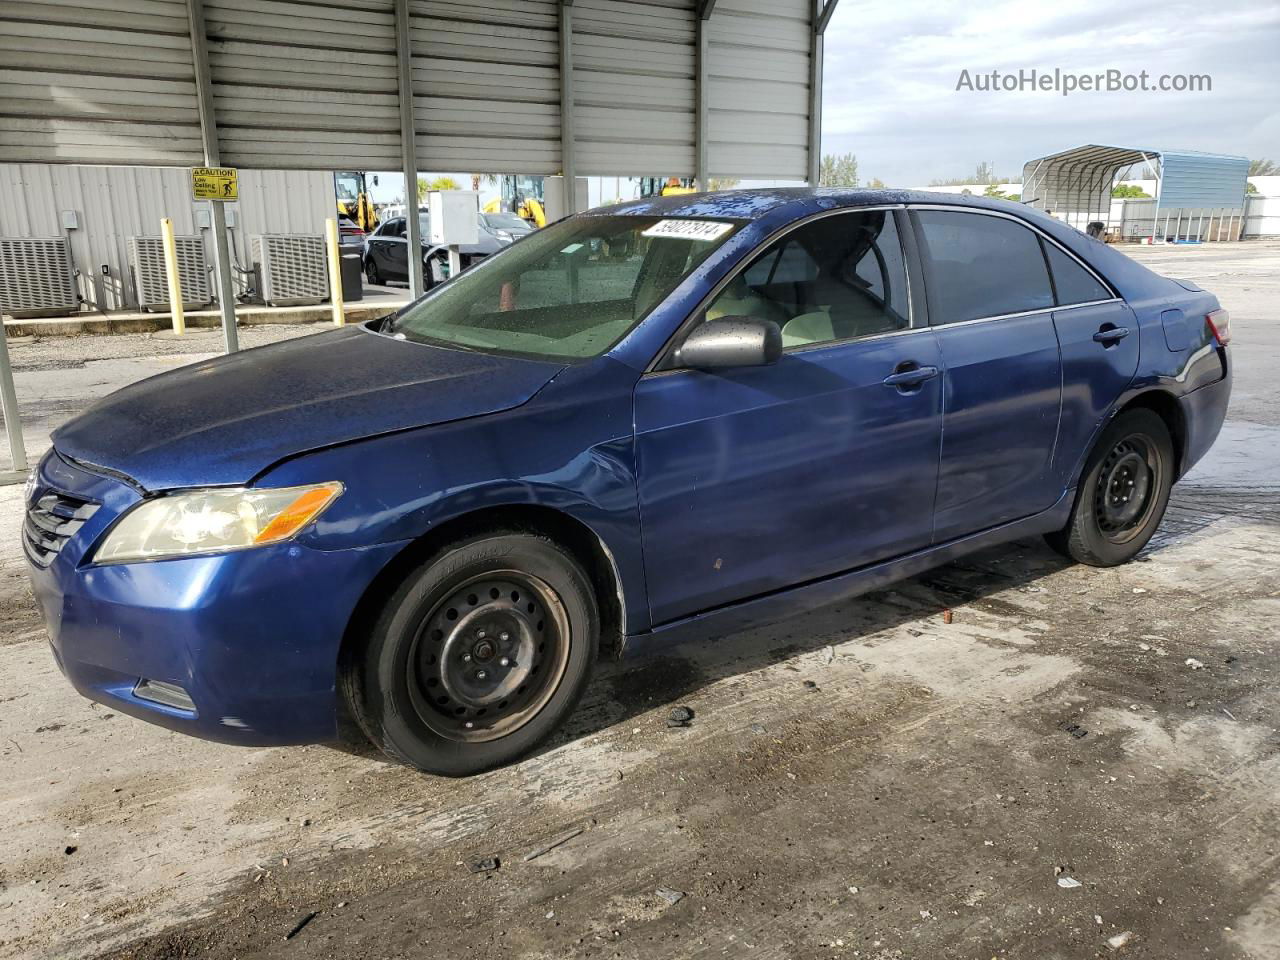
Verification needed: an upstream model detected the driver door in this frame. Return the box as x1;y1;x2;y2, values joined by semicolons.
634;209;945;625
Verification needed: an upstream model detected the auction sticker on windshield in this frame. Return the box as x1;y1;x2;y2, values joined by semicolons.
642;219;734;242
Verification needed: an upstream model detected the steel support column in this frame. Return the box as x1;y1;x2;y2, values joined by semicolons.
695;3;714;189
186;0;239;353
808;0;840;186
0;322;27;481
395;0;424;297
559;1;578;212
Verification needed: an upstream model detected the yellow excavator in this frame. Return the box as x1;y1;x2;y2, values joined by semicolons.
483;175;547;228
334;171;380;233
639;176;696;198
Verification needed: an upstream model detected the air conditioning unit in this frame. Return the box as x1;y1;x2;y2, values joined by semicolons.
252;235;328;306
0;237;78;318
129;235;210;311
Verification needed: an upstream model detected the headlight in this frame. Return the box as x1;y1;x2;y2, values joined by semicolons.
95;482;343;564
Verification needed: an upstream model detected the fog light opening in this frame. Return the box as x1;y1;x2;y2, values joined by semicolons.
133;678;196;713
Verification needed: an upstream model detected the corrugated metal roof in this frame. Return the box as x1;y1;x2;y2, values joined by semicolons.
0;0;817;181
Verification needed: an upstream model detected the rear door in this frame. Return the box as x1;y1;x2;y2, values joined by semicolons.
1040;240;1139;485
382;218;408;280
910;208;1064;542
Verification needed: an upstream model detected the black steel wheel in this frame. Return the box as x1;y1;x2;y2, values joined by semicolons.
1046;408;1174;566
1092;435;1161;544
341;532;598;776
408;572;570;742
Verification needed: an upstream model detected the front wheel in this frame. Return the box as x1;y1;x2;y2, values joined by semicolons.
340;532;598;776
364;257;381;286
1045;409;1174;566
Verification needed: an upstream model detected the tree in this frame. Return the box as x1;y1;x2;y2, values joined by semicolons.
416;175;462;204
1112;183;1150;198
707;176;740;191
982;183;1019;201
819;153;858;187
974;161;996;184
470;173;499;192
1248;158;1277;176
866;177;886;188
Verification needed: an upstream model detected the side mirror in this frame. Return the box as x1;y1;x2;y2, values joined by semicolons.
674;317;783;370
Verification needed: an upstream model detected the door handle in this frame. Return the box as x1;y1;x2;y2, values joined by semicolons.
882;364;940;389
1093;325;1131;344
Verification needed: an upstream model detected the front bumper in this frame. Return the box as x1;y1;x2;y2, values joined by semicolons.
25;451;406;746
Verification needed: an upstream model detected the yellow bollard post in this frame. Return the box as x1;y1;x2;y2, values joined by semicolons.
160;217;185;335
325;217;345;326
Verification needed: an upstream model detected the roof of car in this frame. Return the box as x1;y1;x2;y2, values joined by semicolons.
594;187;1027;221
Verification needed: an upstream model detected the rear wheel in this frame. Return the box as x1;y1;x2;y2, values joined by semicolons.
1045;409;1174;566
341;532;598;776
424;253;447;290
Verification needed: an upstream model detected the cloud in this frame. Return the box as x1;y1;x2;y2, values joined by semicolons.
821;0;1280;185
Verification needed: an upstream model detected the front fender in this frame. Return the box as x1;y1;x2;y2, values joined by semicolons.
257;358;651;633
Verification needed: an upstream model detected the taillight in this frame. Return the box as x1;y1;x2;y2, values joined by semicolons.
1206;309;1231;346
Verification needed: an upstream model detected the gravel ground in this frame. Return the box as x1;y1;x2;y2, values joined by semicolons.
6;323;326;372
0;242;1278;960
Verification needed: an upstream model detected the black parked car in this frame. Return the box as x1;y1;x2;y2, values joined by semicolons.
482;211;535;240
363;213;509;288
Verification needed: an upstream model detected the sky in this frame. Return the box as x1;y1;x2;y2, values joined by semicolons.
820;0;1280;186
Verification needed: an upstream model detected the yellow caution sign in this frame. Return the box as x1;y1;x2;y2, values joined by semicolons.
191;166;238;202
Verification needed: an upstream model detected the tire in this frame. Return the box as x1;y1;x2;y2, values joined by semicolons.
364;257;381;286
340;532;599;776
1045;409;1174;566
423;254;445;290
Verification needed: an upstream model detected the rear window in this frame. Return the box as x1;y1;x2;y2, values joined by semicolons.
1043;241;1112;305
914;210;1054;324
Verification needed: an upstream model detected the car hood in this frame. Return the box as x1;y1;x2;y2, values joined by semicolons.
52;326;565;491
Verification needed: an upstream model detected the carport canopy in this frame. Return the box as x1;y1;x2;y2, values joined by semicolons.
1022;143;1249;227
0;0;841;185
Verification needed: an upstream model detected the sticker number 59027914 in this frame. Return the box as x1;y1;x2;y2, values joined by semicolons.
641;219;734;242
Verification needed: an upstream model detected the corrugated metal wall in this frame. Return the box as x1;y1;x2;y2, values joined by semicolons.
0;0;816;180
706;0;812;180
0;163;332;310
572;0;696;176
1157;152;1250;210
0;0;205;166
409;1;562;174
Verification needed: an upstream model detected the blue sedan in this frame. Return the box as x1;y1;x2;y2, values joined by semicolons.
26;189;1231;775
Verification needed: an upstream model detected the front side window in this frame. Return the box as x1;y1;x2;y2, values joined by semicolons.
386;215;741;360
914;211;1054;324
382;219;405;238
703;210;909;349
1043;241;1112;305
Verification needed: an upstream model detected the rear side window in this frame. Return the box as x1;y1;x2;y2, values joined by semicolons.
914;211;1054;324
1042;241;1112;305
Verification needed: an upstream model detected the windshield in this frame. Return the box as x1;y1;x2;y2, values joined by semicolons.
485;213;528;230
386;215;741;360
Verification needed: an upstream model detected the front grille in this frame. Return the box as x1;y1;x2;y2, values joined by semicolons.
24;489;99;567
